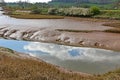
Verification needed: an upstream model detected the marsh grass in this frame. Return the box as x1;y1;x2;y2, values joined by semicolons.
104;29;120;33
57;29;120;34
103;22;120;28
0;47;14;53
10;14;64;19
10;11;64;19
94;10;120;19
56;29;97;33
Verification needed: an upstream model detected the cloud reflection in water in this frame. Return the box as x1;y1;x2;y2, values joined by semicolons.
24;42;120;62
0;39;120;74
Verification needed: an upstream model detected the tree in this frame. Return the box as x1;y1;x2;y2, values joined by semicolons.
31;6;41;14
114;1;120;9
90;6;100;15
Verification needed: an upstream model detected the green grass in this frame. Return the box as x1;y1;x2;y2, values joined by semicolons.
9;11;64;19
49;1;116;9
94;10;120;19
78;3;114;9
10;14;64;19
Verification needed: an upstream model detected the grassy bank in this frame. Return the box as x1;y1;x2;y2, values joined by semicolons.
94;10;120;20
4;6;120;20
0;47;120;80
8;11;64;19
10;14;64;19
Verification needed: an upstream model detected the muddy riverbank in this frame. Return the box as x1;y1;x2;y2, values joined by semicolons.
0;25;120;51
0;10;120;51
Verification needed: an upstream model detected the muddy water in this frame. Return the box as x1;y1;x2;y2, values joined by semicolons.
0;11;112;30
0;39;120;74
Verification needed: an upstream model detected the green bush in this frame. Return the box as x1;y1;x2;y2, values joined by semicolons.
94;10;120;19
90;6;100;15
31;9;41;14
48;8;58;15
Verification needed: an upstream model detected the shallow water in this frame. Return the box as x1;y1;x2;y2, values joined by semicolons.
0;11;111;30
0;39;120;74
0;8;2;11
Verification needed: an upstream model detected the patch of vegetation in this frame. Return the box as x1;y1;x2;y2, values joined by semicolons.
4;2;120;19
94;10;120;19
48;8;93;17
10;14;64;19
104;29;120;33
56;29;96;33
31;9;41;14
90;6;100;15
97;69;120;80
0;47;14;53
103;22;120;28
5;7;99;19
103;22;120;33
49;0;118;9
0;47;16;57
48;8;58;15
9;11;64;19
57;29;120;34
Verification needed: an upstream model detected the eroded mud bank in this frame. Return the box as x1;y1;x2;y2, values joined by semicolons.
0;27;120;51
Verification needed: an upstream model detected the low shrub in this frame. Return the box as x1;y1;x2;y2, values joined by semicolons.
94;10;120;19
31;9;41;14
48;8;58;15
48;8;92;17
90;6;100;15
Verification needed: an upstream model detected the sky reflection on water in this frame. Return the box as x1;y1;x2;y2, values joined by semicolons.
24;42;120;62
0;39;120;74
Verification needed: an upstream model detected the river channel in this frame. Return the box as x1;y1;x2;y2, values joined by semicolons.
0;39;120;74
